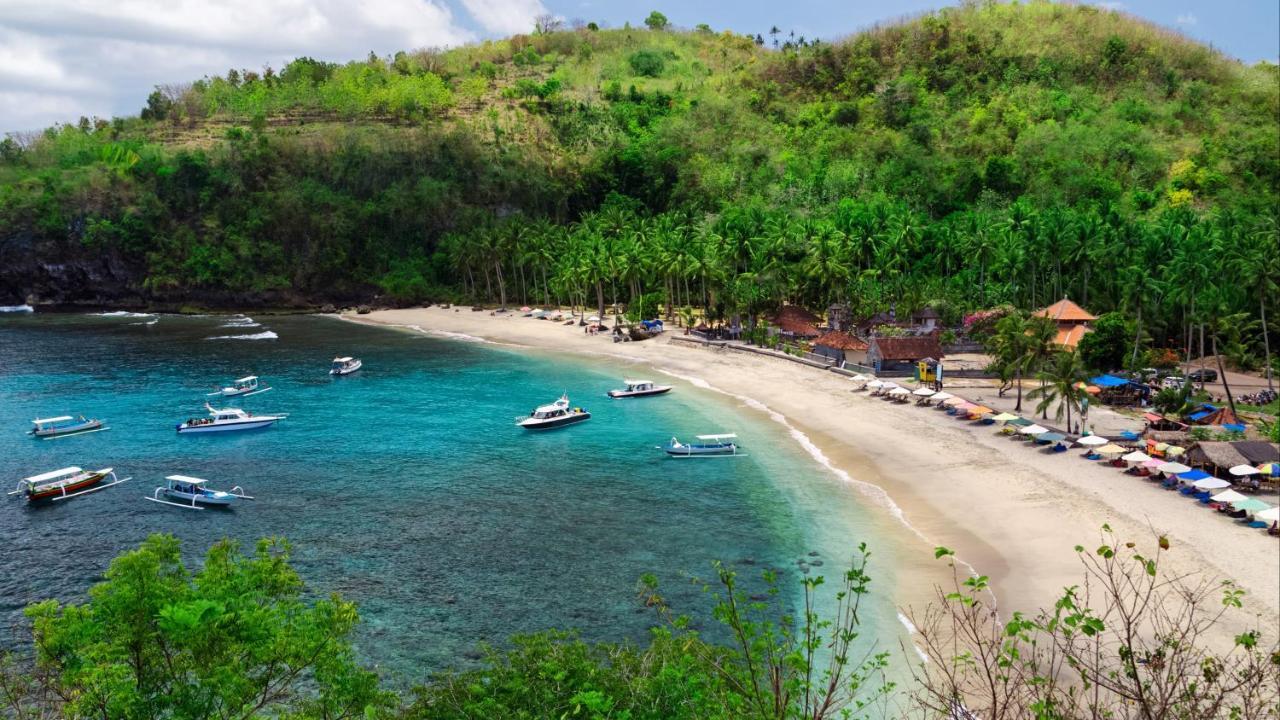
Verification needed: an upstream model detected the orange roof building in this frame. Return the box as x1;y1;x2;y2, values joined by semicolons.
1033;298;1096;348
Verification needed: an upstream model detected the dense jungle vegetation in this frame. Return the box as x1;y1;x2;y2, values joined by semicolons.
1;2;1276;369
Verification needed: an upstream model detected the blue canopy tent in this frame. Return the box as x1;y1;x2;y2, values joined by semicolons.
1188;404;1218;423
1119;430;1142;441
1090;375;1130;388
1176;469;1212;482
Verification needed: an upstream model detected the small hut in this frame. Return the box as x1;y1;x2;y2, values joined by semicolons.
867;336;944;374
910;306;941;331
1185;442;1250;477
770;306;822;339
813;331;869;366
1033;297;1097;349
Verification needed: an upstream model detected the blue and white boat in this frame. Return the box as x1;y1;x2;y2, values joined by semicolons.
145;474;254;510
330;357;362;376
517;394;591;430
207;375;272;397
662;433;739;457
177;403;286;434
29;415;105;439
608;379;672;399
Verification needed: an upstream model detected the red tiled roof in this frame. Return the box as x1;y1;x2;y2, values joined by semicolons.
815;331;868;351
1054;325;1092;348
869;336;943;361
1034;298;1097;323
770;305;822;337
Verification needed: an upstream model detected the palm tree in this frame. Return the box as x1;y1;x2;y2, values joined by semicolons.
1024;315;1059;418
1028;350;1089;433
990;312;1031;412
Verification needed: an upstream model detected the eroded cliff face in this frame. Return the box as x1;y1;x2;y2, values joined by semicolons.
0;232;372;311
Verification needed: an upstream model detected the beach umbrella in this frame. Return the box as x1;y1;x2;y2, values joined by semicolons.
943;396;968;407
1166;445;1186;457
1211;489;1248;504
1036;432;1066;443
1154;442;1170;452
1019;424;1050;435
931;392;953;401
1231;499;1272;513
1258;463;1280;477
850;374;871;382
519;306;532;312
1092;443;1127;455
1121;451;1152;463
1119;430;1142;441
1229;465;1260;476
866;379;884;389
1077;435;1109;447
1141;458;1164;469
1157;461;1192;475
1257;507;1279;523
889;387;910;396
912;387;935;396
1191;478;1230;491
967;405;993;415
587;315;601;322
1085;385;1101;394
990;412;1019;422
1179;469;1212;481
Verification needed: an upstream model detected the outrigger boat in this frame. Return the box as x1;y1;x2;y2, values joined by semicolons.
207;375;272;397
607;379;672;399
145;475;254;510
177;403;286;434
662;433;740;457
29;415;105;439
517;393;591;430
330;357;362;376
9;466;130;503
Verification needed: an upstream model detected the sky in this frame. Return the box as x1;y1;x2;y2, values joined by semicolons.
1;0;1276;134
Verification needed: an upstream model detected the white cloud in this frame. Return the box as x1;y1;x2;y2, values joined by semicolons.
458;0;547;35
0;0;476;132
1175;13;1198;26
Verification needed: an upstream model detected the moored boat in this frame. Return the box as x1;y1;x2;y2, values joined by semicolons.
177;403;286;434
662;433;739;457
29;415;105;439
145;475;254;510
207;375;272;397
517;394;591;430
330;357;362;376
9;466;130;503
607;379;672;399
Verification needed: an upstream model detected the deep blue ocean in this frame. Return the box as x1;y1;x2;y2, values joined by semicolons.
0;311;902;684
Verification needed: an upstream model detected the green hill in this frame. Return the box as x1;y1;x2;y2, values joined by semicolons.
1;2;1276;361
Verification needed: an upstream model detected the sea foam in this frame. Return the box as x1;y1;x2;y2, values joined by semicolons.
206;330;278;341
93;311;154;318
0;305;34;313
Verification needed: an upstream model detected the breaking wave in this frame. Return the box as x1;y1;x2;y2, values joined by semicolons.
206;330;278;341
0;305;34;313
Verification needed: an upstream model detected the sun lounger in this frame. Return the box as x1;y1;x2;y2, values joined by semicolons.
1245;520;1268;529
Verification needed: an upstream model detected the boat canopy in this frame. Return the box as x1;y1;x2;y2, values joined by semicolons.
166;475;210;485
696;433;737;440
235;376;257;383
31;416;74;425
333;357;353;363
24;466;84;483
624;379;653;385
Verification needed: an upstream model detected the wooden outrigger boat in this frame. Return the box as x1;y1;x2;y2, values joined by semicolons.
145;475;254;511
661;433;740;457
207;375;272;397
9;466;130;503
29;415;106;439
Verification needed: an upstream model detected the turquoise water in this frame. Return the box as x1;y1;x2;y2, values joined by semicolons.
0;312;902;684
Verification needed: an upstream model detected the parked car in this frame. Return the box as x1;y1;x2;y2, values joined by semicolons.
1187;369;1218;383
1161;376;1187;389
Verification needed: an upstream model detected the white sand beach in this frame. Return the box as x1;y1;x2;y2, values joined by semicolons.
342;307;1280;642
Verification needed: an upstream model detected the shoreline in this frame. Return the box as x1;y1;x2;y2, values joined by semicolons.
340;308;1279;644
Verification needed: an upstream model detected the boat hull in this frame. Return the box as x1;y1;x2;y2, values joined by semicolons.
177;418;280;434
32;420;103;438
608;387;672;399
519;412;591;430
663;444;738;457
330;360;362;376
26;471;108;502
161;489;235;506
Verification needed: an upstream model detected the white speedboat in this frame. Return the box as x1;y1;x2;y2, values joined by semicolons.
29;415;105;439
517;394;591;430
607;379;672;399
9;466;130;503
207;375;271;397
330;357;362;376
145;475;254;510
176;403;285;434
662;433;739;457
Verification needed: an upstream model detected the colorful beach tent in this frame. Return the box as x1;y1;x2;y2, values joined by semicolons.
1192;477;1231;490
1122;451;1152;463
1077;435;1109;446
1157;461;1192;474
1257;507;1279;523
1019;424;1050;435
1212;489;1248;503
1229;465;1261;476
1232;499;1272;513
1094;443;1128;455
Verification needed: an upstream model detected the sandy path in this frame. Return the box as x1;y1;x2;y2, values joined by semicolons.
341;308;1280;642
